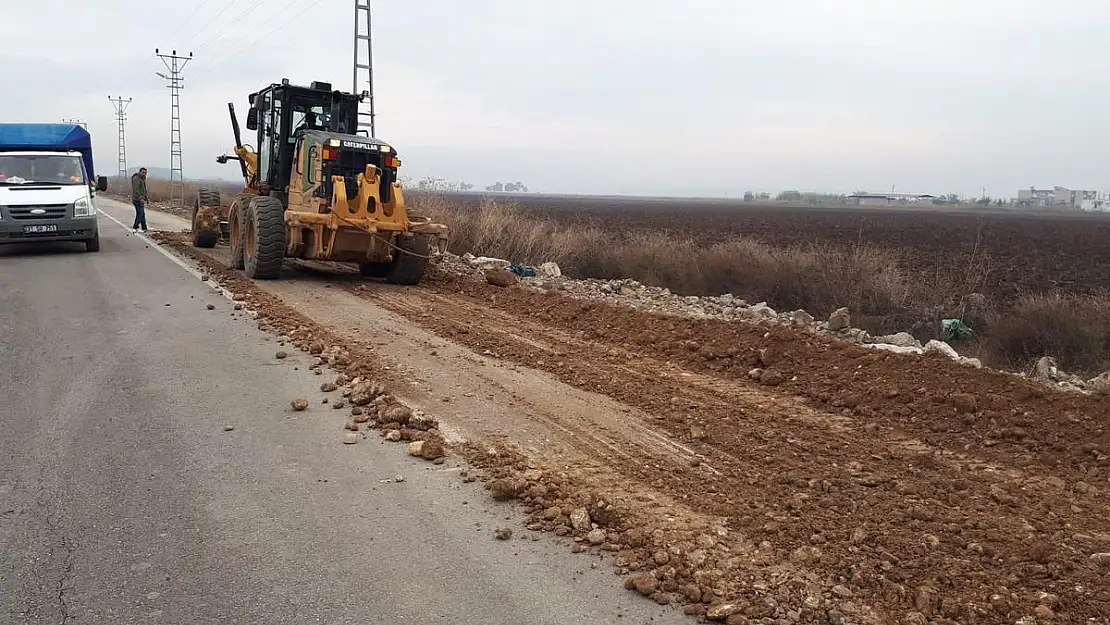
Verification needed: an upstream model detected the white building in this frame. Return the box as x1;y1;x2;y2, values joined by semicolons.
847;192;936;206
1017;186;1101;209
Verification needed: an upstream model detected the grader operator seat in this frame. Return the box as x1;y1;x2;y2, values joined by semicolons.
243;80;366;201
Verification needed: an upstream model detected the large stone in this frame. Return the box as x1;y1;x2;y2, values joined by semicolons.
538;261;562;278
749;302;777;319
469;256;511;271
876;332;918;348
827;307;850;331
420;438;446;460
1033;356;1059;383
706;602;742;620
569;507;592;532
408;411;438;431
490;478;526;501
790;309;815;327
924;339;959;360
485;269;518;288
1088;371;1110;395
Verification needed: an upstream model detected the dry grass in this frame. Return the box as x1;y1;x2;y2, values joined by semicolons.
412;192;912;318
983;292;1110;373
108;176;241;204
410;192;1110;374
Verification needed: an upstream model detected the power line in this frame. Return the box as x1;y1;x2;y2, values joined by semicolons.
108;96;133;179
179;0;238;50
192;0;271;54
165;0;219;41
155;49;193;208
192;0;326;80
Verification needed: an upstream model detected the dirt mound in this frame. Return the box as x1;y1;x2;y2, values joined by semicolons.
153;231;1110;622
352;271;1110;623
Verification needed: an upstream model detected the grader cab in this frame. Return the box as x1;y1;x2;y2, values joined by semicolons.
191;79;448;284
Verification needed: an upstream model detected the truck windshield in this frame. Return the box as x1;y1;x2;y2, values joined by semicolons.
0;154;87;186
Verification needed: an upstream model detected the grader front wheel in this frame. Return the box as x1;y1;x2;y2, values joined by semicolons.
243;195;285;280
227;196;249;270
191;189;221;249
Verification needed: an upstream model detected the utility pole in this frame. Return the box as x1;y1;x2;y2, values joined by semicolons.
61;118;88;129
107;96;133;180
353;0;376;137
155;48;192;207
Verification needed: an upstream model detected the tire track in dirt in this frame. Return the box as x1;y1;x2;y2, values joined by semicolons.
347;271;1110;623
148;231;1110;622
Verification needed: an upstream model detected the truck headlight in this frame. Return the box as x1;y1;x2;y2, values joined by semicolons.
74;197;95;217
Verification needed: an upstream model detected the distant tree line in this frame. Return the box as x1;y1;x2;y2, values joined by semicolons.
400;176;530;194
738;190;1010;207
744;190;849;205
485;181;529;193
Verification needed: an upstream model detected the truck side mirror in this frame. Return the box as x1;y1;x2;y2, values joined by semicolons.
96;176;108;192
246;107;259;131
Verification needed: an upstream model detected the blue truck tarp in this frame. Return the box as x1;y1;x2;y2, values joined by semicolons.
0;123;96;179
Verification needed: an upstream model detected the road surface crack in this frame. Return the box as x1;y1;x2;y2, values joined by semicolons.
56;535;75;625
32;464;76;624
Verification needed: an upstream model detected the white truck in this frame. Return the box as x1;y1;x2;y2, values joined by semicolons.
0;123;108;252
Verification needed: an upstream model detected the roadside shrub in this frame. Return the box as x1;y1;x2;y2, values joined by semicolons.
984;292;1110;373
412;192;913;319
107;176;240;204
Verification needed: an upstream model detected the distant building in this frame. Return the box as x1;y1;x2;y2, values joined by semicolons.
1016;187;1055;206
1016;186;1101;209
847;192;936;206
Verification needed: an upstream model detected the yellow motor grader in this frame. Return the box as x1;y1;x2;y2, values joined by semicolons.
192;78;447;284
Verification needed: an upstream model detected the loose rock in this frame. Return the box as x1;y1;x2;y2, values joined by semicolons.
485;269;518;288
827;307;850;331
569;508;592;532
420;438;446;460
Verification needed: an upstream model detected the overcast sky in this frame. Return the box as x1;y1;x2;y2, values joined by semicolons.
3;0;1109;197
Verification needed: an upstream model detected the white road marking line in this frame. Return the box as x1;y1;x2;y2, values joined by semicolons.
98;210;246;308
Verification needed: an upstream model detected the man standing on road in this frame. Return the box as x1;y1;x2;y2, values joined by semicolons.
131;167;149;233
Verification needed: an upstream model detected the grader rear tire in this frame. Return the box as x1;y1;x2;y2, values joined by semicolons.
227;195;250;270
243;196;285;280
359;262;391;278
385;234;433;285
191;188;221;249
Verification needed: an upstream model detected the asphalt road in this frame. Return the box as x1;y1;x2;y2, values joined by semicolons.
0;202;684;624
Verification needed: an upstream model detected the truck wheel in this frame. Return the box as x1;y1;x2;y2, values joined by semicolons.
192;188;222;249
227;195;250;270
359;262;391;278
243;195;285;280
385;234;433;285
85;234;100;253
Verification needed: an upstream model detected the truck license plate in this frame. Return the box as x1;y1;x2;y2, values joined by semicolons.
23;224;58;234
